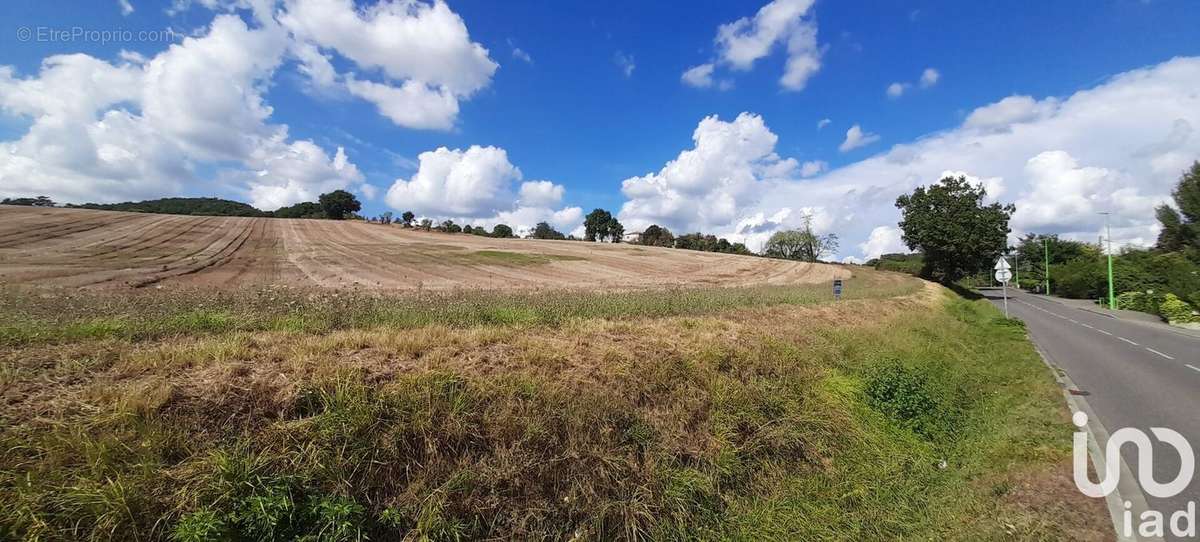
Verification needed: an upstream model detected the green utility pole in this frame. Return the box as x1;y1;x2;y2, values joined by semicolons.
1043;237;1050;295
1101;212;1116;310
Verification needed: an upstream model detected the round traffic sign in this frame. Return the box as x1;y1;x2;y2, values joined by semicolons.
995;268;1013;283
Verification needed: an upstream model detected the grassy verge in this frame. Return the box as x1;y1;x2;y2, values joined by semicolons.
0;274;1107;540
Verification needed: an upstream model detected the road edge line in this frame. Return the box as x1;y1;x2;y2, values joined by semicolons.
1027;340;1162;542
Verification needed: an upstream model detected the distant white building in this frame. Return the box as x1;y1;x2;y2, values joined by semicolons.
622;232;642;244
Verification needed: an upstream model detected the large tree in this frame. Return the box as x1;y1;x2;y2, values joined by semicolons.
318;190;361;220
401;211;415;226
531;222;566;240
895;175;1015;283
762;215;838;262
584;208;624;242
492;224;514;238
639;224;674;247
1155;161;1200;255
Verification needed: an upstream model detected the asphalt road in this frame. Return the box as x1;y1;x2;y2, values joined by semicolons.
982;288;1200;539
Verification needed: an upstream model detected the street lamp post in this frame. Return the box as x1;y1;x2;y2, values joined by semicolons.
1100;212;1116;310
1043;237;1051;295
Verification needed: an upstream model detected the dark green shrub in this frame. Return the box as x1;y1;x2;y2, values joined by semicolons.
864;360;964;442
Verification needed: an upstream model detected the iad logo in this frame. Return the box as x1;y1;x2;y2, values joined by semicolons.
1073;411;1194;498
1073;411;1197;538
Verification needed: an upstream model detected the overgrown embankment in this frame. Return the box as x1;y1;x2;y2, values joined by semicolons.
0;272;1109;540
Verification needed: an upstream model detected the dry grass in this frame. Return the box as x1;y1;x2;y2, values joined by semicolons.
0;272;1110;540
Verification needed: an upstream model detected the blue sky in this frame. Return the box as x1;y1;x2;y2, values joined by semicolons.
1;0;1199;260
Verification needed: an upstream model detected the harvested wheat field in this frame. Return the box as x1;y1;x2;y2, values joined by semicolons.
0;205;847;290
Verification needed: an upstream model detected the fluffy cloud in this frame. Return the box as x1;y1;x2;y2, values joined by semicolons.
279;0;495;94
682;0;822;91
816;118;831;130
859;226;906;260
0;10;364;209
345;77;459;131
681;63;715;88
518;180;564;208
838;124;880;152
618;112;798;234
384;145;581;234
278;0;497;130
963;95;1059;132
886;82;908;98
619;57;1200;260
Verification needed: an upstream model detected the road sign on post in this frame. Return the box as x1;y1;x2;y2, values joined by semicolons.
833;279;843;301
995;257;1011;317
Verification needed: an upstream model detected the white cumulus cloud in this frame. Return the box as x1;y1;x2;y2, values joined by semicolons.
681;63;715;88
0;9;365;210
618;112;798;235
279;0;497;130
859;226;906;260
384;145;581;234
682;0;822;91
838;124;880;152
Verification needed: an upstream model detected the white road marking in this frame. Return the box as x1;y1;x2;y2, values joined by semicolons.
1080;323;1094;329
1146;348;1175;360
1096;329;1112;336
1118;337;1138;346
1187;364;1200;373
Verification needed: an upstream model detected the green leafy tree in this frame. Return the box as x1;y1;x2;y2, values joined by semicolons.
1013;233;1094;290
763;230;807;260
273;201;326;218
318;190;361;220
492;224;514;238
401;211;415;226
607;217;625;243
583;209;624;242
895;175;1015;283
463;225;474;234
419;218;433;231
639;225;674;247
73;197;265;216
763;215;838;262
1155;161;1200;256
531;222;566;240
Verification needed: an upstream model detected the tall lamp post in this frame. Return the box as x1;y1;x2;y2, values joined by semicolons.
1043;237;1051;295
1099;212;1116;310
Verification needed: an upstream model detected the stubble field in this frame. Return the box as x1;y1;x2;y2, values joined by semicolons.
0;205;846;291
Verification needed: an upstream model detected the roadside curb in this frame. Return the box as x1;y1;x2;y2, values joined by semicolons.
1028;340;1163;542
